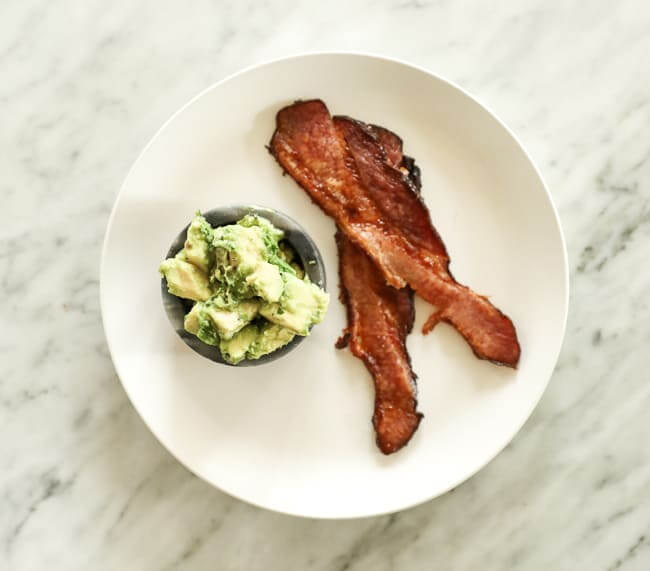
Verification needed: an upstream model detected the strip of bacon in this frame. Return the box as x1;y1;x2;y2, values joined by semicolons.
366;124;422;202
270;100;520;367
335;125;422;453
335;116;448;261
366;124;404;168
336;231;422;454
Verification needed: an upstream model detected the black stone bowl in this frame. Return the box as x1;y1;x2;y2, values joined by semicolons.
161;205;327;366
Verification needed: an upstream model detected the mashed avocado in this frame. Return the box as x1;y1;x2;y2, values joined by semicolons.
160;212;329;364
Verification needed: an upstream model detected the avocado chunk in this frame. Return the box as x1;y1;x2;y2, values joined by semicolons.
248;322;296;360
278;241;295;263
235;214;297;276
219;323;259;364
290;261;305;279
213;224;267;276
238;213;283;238
184;213;213;273
183;302;202;335
245;261;284;302
160;258;212;301
260;273;329;335
202;299;260;340
196;308;219;346
211;224;270;301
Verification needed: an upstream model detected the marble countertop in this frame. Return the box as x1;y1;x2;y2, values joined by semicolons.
3;1;650;569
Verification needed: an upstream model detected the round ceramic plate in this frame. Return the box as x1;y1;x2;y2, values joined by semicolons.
101;53;568;519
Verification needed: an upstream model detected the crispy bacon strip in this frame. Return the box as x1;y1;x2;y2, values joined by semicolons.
367;124;404;167
366;124;422;196
335;125;422;453
335;116;448;261
270;100;520;367
336;231;421;454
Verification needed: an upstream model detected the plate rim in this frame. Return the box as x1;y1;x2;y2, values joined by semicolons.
99;51;570;519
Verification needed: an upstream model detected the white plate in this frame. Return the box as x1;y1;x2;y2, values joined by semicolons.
101;53;568;519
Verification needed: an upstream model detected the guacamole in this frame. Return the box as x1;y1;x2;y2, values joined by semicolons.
160;212;329;364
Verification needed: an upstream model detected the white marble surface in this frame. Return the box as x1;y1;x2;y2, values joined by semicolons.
2;0;650;569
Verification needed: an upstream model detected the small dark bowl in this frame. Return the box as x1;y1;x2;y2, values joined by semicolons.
161;205;327;366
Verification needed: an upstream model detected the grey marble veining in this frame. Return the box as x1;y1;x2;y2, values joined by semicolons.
2;1;650;569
